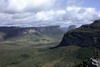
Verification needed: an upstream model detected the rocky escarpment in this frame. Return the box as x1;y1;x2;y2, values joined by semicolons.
0;26;64;40
58;20;100;48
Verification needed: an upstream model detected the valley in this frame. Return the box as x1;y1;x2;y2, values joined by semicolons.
0;21;100;67
0;0;99;67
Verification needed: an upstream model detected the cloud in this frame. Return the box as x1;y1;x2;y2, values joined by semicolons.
1;0;66;13
66;6;99;20
67;0;84;7
0;0;100;27
35;10;66;21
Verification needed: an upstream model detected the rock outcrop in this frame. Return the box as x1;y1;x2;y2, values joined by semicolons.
0;32;6;41
68;25;76;31
87;58;100;67
58;20;100;48
60;25;76;31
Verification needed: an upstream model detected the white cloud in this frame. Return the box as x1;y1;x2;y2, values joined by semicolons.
2;0;64;13
35;10;66;21
0;0;100;27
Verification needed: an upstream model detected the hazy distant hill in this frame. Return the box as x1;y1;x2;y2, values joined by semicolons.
58;20;100;48
60;25;76;31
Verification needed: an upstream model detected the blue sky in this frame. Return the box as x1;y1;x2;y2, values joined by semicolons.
83;0;100;10
0;0;100;27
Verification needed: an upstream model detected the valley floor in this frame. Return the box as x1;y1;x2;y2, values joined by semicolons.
0;43;99;67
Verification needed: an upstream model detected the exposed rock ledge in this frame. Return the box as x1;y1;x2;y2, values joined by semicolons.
87;58;100;67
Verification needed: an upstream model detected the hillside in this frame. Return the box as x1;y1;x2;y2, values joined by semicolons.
58;20;100;48
0;26;64;50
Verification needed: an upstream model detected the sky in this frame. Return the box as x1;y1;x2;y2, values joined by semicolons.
0;0;100;27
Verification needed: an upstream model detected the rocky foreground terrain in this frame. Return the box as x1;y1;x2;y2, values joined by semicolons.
87;58;100;67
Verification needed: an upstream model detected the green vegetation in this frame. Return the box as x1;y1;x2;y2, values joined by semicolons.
0;46;99;67
59;20;100;47
0;32;62;50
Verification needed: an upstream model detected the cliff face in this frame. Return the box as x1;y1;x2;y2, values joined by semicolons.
59;20;100;48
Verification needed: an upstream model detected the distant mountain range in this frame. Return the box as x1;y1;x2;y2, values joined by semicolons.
0;26;63;40
0;25;77;42
58;20;100;48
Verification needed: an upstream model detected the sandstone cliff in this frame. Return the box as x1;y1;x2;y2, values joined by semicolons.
58;20;100;48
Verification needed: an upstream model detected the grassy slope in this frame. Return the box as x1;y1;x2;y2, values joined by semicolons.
0;46;99;67
0;33;63;50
